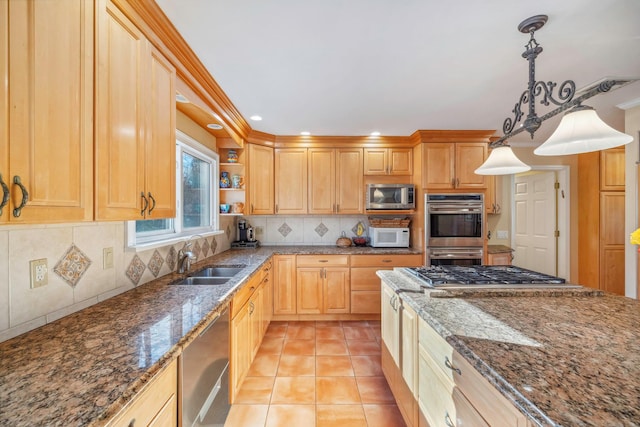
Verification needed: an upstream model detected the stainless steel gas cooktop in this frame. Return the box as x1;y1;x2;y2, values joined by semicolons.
402;265;582;290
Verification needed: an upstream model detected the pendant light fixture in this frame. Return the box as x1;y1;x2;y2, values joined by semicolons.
476;15;637;175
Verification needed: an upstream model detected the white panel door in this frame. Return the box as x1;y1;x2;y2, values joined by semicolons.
513;171;557;275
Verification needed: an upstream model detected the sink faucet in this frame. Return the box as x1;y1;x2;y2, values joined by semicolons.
178;242;197;274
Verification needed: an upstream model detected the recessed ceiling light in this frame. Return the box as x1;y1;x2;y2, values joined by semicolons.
175;93;189;103
370;131;381;136
250;115;262;121
300;131;311;136
207;123;223;130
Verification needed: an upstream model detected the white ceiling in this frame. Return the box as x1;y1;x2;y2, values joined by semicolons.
155;0;640;144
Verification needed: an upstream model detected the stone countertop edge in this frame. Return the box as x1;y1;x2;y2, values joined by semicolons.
0;245;421;426
377;269;564;427
486;244;514;254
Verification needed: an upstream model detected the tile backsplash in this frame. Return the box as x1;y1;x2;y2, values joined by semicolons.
0;216;234;343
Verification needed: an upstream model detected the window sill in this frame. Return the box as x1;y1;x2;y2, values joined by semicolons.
125;229;225;253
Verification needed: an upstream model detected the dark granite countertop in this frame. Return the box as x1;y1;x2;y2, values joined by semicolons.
487;244;514;254
378;269;640;427
0;245;420;426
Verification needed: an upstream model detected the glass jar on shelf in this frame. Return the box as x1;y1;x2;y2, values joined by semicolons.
227;150;238;163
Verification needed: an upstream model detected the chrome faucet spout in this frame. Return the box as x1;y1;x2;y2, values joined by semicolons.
178;248;197;274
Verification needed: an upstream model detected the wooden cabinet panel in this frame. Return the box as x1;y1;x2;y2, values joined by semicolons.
273;255;297;315
96;0;175;221
335;148;364;214
389;148;413;175
308;148;335;214
487;252;513;265
350;254;422;267
275;148;307;214
600;148;625;191
423;142;487;190
324;268;350;314
381;282;399;365
3;0;93;223
601;191;625;296
247;144;274;214
601;247;625;296
401;303;418;397
455;142;487;188
351;291;381;314
297;254;349;267
230;301;251;401
107;359;177;427
452;387;489;427
364;148;412;175
296;268;323;314
364;148;388;175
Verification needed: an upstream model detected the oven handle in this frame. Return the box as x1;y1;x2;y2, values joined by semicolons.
428;206;483;214
429;252;483;259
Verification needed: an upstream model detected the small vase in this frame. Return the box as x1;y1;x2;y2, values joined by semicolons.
220;171;231;188
227;150;238;163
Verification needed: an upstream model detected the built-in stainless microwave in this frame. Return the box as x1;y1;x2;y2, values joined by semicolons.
366;184;415;210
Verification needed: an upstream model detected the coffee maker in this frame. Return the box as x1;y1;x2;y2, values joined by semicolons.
232;219;259;248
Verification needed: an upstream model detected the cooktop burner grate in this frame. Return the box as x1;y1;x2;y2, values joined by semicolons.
404;265;566;287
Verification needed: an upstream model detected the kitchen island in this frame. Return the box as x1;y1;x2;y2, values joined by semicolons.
0;246;418;426
379;269;640;426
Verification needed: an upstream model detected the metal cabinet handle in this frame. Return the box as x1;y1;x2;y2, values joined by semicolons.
127;418;136;427
12;176;28;217
249;301;255;315
0;174;9;216
318;260;329;263
444;356;461;375
382;259;393;263
275;204;278;213
336;204;339;212
147;192;156;214
251;204;254;214
140;192;148;216
456;178;460;187
444;412;454;427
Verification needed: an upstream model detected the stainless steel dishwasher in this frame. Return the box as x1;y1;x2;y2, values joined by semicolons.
181;306;230;427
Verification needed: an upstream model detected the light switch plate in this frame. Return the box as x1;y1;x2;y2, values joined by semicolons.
497;230;509;239
103;247;114;269
30;259;48;288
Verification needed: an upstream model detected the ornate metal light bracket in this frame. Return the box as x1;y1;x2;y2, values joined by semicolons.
491;15;638;149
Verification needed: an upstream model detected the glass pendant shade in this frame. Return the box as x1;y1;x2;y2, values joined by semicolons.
475;146;531;175
534;106;633;156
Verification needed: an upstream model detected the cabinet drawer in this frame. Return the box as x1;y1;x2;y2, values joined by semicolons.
351;267;383;291
351;291;381;314
418;347;456;427
107;358;177;427
418;318;456;383
297;254;349;267
350;254;422;267
231;274;261;318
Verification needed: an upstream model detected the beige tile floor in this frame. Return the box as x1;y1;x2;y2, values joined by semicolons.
224;320;406;427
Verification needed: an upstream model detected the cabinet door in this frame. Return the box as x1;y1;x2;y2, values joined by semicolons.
600;192;625;295
0;1;6;223
455;142;487;188
262;274;273;333
275;148;307;214
8;0;93;223
363;148;388;175
247;144;274;214
600;148;625;191
336;148;363;214
230;303;251;402
423;143;455;189
308;148;335;214
324;267;350;314
389;148;413;175
487;252;512;266
381;282;399;365
95;0;146;220
274;255;297;315
249;292;262;359
144;46;176;219
296;268;322;314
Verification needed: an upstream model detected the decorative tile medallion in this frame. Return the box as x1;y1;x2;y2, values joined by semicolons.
315;222;329;237
147;250;164;277
211;237;218;255
278;222;292;237
201;239;210;258
166;246;177;271
193;241;202;260
126;255;146;286
53;244;92;288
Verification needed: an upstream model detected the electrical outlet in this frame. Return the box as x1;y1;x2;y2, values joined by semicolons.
30;259;48;288
255;226;263;236
497;230;509;239
103;247;114;269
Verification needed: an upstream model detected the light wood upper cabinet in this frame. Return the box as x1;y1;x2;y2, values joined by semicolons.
275;148;307;214
1;0;93;224
600;147;625;191
247;144;274;215
423;142;487;189
364;148;412;176
308;148;363;214
95;0;176;221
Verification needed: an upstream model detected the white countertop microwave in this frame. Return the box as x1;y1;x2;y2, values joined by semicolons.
369;227;410;248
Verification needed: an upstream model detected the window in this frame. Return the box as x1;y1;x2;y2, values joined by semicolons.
128;130;220;248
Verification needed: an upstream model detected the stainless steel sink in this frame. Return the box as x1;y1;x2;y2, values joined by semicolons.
191;266;245;278
173;277;232;286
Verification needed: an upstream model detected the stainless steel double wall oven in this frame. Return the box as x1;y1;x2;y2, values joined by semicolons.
425;193;484;266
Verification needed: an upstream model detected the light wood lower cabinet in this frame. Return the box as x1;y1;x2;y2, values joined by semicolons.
106;359;177;427
351;254;422;314
297;255;350;314
273;255;297;315
417;316;528;427
486;251;513;266
230;265;271;403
